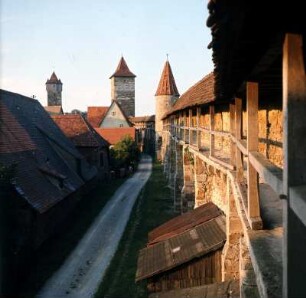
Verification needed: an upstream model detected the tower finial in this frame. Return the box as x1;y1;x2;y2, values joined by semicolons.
166;53;169;61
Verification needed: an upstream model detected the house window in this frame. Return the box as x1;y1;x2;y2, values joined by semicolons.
119;124;123;127
112;111;116;116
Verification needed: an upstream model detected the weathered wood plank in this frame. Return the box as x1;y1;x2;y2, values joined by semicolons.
230;104;236;166
235;98;244;182
210;106;215;157
247;82;262;229
197;107;201;149
283;33;306;298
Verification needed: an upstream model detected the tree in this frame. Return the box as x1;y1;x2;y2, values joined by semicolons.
110;135;140;171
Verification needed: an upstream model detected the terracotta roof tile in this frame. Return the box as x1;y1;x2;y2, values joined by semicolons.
163;72;215;118
0;89;92;213
52;114;108;147
46;72;62;84
155;61;179;96
109;57;136;78
87;106;108;127
0;104;36;154
95;127;135;145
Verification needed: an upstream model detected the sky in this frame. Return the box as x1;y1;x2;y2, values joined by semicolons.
0;0;213;116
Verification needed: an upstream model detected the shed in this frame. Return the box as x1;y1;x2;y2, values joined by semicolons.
148;280;240;298
136;203;226;294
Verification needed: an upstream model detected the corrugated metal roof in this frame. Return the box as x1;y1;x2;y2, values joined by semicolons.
136;215;226;281
148;202;223;246
148;280;239;298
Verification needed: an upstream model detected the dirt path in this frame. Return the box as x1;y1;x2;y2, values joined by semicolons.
37;155;152;298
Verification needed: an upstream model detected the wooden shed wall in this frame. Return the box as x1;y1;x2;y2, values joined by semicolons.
147;250;222;293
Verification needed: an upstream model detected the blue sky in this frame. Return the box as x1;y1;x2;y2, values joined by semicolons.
0;0;213;115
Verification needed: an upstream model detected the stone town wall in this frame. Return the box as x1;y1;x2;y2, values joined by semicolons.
194;155;227;213
181;147;195;212
198;107;282;168
162;102;282;297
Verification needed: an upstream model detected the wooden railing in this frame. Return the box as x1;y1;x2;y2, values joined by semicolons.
163;82;285;230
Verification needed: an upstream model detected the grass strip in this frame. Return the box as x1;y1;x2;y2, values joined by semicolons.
95;162;177;298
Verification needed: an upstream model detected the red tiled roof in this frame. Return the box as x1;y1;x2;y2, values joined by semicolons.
129;115;155;123
110;57;136;78
52;114;107;147
87;106;108;128
95;127;135;145
0;103;36;153
155;61;179;96
0;89;90;213
163;72;215;119
46;72;62;84
148;202;222;246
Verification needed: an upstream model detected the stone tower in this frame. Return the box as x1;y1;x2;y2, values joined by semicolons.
110;57;136;117
46;72;63;106
155;60;180;157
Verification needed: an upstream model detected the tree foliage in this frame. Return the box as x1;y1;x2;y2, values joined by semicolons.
110;135;140;170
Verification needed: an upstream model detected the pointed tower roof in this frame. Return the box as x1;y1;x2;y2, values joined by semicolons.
46;72;62;84
155;61;179;96
109;57;136;78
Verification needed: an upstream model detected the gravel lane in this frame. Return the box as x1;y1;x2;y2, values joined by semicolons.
36;155;152;298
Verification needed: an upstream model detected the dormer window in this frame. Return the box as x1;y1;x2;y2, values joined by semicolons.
112;111;116;116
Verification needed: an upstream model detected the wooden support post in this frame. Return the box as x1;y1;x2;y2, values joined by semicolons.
179;112;182;139
189;109;192;145
283;33;306;298
209;105;215;156
247;82;262;229
230;104;236;166
235;98;244;182
183;111;186;142
196;107;201;149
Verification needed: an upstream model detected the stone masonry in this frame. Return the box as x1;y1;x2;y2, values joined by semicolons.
111;77;135;117
46;72;62;106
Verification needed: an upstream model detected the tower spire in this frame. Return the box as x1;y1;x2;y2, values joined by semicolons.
109;56;136;79
155;60;179;96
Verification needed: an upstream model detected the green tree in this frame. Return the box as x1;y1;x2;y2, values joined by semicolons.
110;135;140;170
